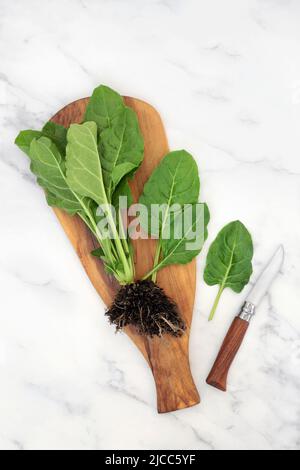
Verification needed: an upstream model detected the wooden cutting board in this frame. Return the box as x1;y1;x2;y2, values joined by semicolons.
51;96;200;413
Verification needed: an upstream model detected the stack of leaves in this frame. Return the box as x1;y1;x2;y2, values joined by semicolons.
15;85;210;336
16;86;143;285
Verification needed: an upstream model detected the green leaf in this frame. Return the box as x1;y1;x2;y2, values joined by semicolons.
139;150;207;280
15;129;86;216
112;177;133;210
139;150;200;236
42;121;67;155
100;107;144;199
15;122;67;157
84;85;124;132
91;247;106;259
204;220;254;321
160;203;210;267
84;85;144;201
66;121;107;206
140;150;199;209
29;137;86;215
15;130;42;156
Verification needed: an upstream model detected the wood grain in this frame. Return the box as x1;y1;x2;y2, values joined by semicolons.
51;96;200;413
206;317;249;391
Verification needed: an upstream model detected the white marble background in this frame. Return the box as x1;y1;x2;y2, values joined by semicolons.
0;0;299;451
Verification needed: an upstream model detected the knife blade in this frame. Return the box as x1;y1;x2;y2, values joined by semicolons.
206;245;284;391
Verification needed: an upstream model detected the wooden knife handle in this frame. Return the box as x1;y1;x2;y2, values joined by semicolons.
206;317;249;391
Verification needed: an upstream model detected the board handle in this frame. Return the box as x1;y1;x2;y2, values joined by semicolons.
146;336;200;413
206;317;249;391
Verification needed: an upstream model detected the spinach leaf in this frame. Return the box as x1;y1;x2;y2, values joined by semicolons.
139;150;208;280
112;177;133;219
84;85;144;201
204;220;253;321
15;130;42;156
66;121;107;206
160;203;210;267
140;150;200;208
139;150;200;236
29;136;86;215
15;121;67;157
42;121;67;155
84;85;124;132
100;107;144;200
28;137;110;262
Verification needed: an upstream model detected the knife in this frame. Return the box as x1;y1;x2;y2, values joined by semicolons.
206;245;285;391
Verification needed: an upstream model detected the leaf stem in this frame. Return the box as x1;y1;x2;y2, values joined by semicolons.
118;210;129;254
208;284;225;321
107;211;133;279
142;258;165;281
151;242;161;282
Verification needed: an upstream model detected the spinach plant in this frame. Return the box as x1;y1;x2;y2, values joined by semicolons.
15;84;210;337
15;85;143;286
204;220;253;321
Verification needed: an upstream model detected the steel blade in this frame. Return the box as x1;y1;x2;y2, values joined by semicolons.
246;245;284;307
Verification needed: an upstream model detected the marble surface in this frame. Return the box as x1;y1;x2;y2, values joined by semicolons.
0;0;300;451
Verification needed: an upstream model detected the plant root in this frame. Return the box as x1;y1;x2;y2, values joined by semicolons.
106;280;186;337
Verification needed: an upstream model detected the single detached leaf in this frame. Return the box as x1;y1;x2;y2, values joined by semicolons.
29;137;85;215
84;85;125;132
66;121;107;206
204;220;254;320
139;150;200;237
160;203;210;267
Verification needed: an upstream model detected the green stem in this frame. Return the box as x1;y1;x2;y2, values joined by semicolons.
81;205;133;283
110;239;119;259
151;241;161;283
142;257;165;281
104;208;133;281
118;211;135;282
208;285;225;321
78;210;115;265
118;210;129;254
147;202;172;282
89;213;115;264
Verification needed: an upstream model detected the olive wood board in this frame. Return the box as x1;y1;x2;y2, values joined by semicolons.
51;95;200;413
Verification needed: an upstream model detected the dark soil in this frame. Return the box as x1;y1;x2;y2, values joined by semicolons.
106;280;186;337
